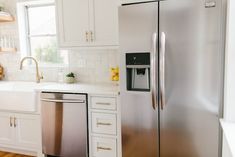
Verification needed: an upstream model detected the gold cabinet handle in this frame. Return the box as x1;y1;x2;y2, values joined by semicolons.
14;117;17;127
85;31;89;42
96;102;111;106
97;122;112;126
10;117;13;127
97;146;112;151
90;31;94;42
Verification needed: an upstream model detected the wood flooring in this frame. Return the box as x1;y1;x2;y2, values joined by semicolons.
0;151;34;157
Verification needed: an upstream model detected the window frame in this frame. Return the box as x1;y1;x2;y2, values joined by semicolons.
17;0;68;67
24;3;57;59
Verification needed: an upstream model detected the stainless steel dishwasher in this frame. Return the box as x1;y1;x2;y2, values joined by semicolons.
41;92;88;157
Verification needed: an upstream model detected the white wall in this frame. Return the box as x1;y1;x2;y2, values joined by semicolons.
223;0;235;156
223;137;233;157
224;0;235;123
0;0;119;83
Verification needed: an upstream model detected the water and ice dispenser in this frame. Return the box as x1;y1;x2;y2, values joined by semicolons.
126;53;150;91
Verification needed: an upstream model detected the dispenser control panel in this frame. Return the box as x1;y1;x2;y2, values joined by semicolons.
126;53;150;91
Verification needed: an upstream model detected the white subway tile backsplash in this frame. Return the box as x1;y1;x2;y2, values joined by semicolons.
0;49;119;83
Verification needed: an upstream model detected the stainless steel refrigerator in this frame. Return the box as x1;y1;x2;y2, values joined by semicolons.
119;0;227;157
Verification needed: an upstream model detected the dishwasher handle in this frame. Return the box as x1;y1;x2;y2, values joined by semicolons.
41;98;85;103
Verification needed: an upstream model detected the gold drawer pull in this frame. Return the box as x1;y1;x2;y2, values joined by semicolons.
90;31;94;42
97;122;112;126
97;146;112;151
10;117;13;127
14;117;17;127
96;102;111;106
85;31;89;42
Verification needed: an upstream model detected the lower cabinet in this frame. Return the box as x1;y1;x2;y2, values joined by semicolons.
89;94;121;157
0;112;14;145
14;114;41;149
0;112;40;154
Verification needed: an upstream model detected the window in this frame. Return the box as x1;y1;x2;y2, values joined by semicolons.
18;1;68;65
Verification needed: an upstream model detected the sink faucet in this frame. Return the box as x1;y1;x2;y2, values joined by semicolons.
20;57;43;83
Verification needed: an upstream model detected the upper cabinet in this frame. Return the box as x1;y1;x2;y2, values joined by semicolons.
56;0;119;48
56;0;90;47
90;0;119;46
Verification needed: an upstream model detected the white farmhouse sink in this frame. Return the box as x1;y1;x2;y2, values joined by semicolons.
0;81;49;112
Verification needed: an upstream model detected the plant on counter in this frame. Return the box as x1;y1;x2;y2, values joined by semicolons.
66;72;75;78
65;72;76;83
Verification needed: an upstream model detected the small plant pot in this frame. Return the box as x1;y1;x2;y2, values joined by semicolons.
65;77;75;84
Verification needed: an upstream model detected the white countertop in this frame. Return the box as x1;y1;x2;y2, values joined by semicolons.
37;82;120;95
220;119;235;157
0;81;119;95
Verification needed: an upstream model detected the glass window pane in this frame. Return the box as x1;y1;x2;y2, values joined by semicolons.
28;5;56;35
30;36;64;63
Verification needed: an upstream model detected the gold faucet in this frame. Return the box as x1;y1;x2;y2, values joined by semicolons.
20;57;43;83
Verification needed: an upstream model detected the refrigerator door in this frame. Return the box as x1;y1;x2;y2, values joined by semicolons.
159;0;225;157
119;3;159;157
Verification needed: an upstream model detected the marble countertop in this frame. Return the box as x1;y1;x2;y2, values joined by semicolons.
220;119;235;157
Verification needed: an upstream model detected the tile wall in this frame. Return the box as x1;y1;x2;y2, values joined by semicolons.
0;50;119;83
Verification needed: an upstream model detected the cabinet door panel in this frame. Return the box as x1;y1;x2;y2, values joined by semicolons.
91;0;119;46
57;0;90;47
0;113;14;145
15;114;40;149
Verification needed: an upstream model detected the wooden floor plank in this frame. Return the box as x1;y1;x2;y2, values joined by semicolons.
0;151;34;157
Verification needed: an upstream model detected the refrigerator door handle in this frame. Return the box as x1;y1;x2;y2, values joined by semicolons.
160;32;166;110
151;32;158;110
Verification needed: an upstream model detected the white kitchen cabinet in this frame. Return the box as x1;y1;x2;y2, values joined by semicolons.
56;0;119;48
56;0;90;47
15;114;40;149
90;0;119;46
0;112;14;145
0;112;40;153
89;94;121;157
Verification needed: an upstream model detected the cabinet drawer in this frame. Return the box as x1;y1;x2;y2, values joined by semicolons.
91;137;116;157
92;113;117;135
91;97;116;110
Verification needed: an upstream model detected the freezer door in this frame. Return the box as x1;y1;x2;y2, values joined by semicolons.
119;3;159;157
159;0;225;157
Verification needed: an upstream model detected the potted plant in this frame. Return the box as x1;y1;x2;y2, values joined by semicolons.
65;72;75;84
